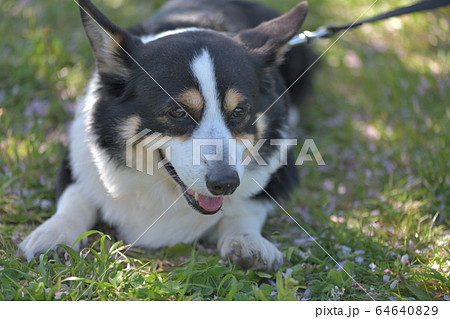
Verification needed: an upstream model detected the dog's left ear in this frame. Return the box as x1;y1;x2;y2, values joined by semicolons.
78;0;141;78
235;1;308;64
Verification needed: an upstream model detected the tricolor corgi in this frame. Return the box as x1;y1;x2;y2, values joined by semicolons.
20;0;315;270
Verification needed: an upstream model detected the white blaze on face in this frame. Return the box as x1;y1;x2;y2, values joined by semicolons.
166;48;244;196
190;49;230;141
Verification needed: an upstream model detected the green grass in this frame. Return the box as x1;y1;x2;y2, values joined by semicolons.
0;0;449;301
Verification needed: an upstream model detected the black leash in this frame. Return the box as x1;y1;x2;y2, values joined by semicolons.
289;0;450;46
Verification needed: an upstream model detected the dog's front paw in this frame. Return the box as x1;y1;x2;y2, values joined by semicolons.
19;216;84;261
219;233;283;270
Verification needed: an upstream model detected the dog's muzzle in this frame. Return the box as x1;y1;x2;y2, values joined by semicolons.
159;150;240;215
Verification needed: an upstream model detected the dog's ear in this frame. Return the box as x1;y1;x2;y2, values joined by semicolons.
235;2;308;64
78;0;141;78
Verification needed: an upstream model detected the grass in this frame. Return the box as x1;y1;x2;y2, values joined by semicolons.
0;0;449;301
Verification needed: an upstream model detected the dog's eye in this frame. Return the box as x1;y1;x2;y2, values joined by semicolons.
231;107;246;118
169;106;189;119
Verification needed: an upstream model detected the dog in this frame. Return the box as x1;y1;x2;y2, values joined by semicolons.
20;0;315;270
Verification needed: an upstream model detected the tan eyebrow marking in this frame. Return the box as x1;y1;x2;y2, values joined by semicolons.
224;88;246;113
177;88;204;113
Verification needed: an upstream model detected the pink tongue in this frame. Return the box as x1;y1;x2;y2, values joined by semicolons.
198;194;223;212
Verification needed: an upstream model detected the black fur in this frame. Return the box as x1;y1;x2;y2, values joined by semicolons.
56;151;73;200
128;0;280;35
252;151;299;202
128;0;316;105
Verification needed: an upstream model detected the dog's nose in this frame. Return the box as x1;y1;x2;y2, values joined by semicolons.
206;170;240;196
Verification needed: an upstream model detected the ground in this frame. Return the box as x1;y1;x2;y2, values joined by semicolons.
0;0;449;300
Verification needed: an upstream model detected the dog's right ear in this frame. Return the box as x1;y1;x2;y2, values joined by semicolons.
235;2;308;65
78;0;141;78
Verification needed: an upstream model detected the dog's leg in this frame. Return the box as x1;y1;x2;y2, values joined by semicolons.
216;200;283;270
19;183;98;260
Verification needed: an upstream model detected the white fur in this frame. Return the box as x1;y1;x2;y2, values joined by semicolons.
140;28;203;44
165;49;245;196
214;196;282;270
20;45;284;270
19;184;98;261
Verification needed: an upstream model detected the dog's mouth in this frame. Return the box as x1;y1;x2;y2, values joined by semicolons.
159;150;223;215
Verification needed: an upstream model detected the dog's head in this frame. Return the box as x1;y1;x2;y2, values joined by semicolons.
78;0;308;214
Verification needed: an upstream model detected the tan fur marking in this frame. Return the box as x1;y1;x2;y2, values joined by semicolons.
169;135;190;143
156;116;170;125
224;88;245;113
177;88;204;113
120;115;141;141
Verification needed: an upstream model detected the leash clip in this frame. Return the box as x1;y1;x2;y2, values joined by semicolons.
288;0;450;47
288;26;331;46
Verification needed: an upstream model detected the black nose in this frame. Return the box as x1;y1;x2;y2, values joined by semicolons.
206;170;240;196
